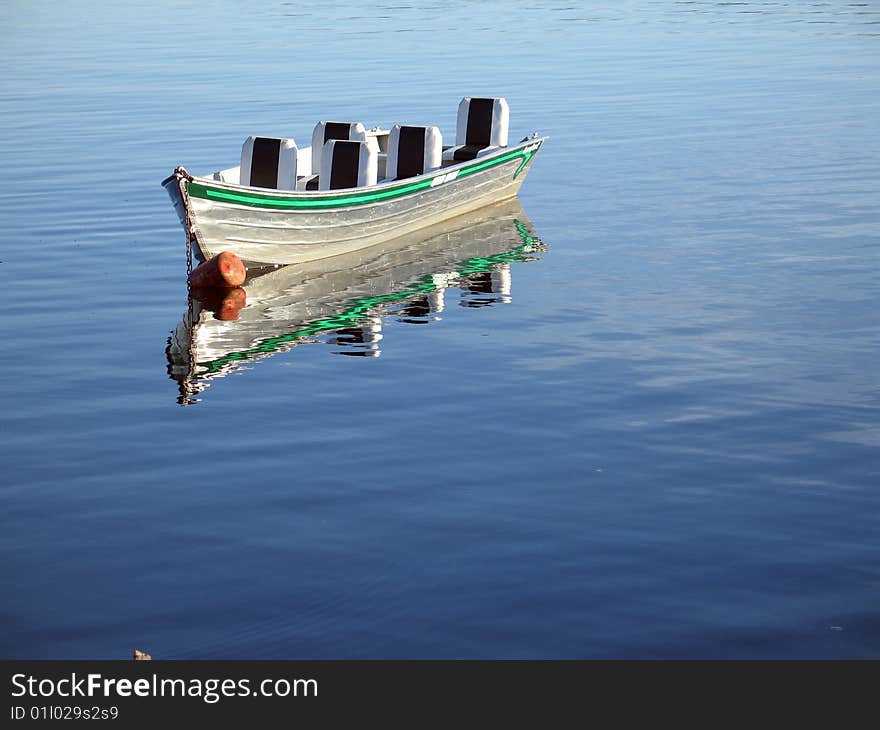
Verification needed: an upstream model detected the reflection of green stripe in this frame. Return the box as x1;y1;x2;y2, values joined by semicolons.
196;218;543;375
188;145;536;210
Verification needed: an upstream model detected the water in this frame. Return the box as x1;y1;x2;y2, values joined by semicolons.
1;0;878;658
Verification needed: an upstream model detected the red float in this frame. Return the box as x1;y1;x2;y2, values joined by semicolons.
188;251;246;288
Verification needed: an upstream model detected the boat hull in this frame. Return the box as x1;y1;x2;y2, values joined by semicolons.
164;138;544;265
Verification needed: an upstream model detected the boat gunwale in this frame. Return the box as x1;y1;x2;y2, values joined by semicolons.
177;136;546;210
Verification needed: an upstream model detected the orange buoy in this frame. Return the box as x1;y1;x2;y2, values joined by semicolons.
188;251;246;288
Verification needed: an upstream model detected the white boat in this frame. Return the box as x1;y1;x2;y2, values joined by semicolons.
162;97;545;265
166;199;546;404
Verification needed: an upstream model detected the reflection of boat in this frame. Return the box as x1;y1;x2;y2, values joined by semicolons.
166;200;546;405
161;97;545;265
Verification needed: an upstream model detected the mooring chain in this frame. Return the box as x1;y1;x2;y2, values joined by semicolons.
177;170;198;402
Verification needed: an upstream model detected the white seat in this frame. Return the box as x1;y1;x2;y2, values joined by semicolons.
240;136;297;190
386;125;442;181
319;139;378;190
311;121;369;181
442;97;509;163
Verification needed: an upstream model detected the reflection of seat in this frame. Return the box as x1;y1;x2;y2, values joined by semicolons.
442;97;509;162
319;140;378;190
386;125;442;180
459;266;512;307
240;136;297;190
332;318;382;357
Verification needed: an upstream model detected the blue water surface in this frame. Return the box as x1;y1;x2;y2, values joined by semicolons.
1;0;878;658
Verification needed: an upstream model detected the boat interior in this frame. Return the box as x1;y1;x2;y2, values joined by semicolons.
210;97;513;191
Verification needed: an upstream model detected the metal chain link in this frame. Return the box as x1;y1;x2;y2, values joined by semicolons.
178;170;198;402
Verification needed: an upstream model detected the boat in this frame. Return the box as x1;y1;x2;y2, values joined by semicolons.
162;97;546;265
166;199;547;404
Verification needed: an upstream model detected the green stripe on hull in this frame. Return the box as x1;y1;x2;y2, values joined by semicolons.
187;144;540;211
